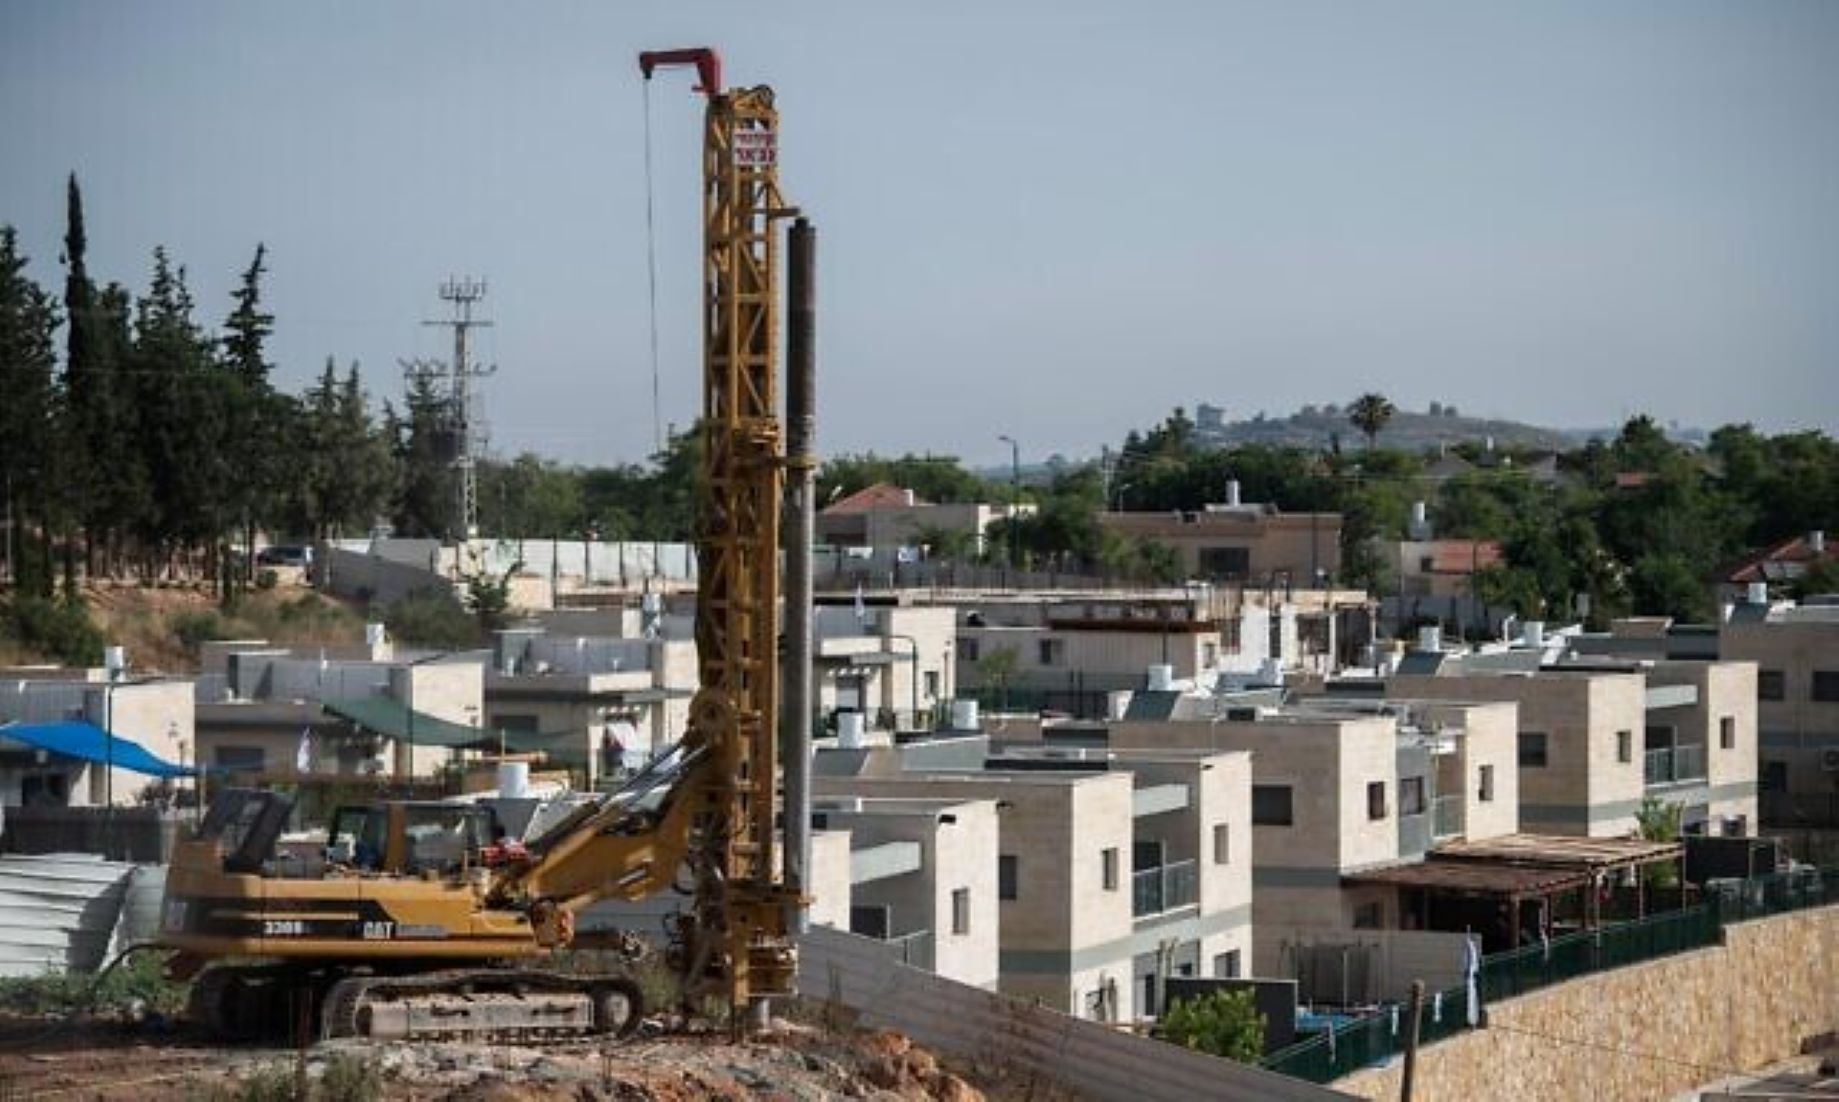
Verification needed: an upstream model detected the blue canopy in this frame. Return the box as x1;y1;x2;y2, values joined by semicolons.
0;720;195;778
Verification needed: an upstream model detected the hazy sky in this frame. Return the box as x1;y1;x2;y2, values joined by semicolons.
3;1;1836;467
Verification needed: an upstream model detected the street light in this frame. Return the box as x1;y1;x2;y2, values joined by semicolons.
997;435;1021;570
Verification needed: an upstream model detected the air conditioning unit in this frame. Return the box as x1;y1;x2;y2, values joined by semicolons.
1820;747;1839;772
1225;707;1259;722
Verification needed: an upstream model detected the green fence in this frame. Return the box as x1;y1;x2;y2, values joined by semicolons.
1261;865;1836;1084
1261;984;1471;1083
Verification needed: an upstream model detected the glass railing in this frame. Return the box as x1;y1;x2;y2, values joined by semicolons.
1645;744;1708;786
1433;795;1465;839
883;929;934;971
1132;859;1199;917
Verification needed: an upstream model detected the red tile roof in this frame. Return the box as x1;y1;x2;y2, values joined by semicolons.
1427;540;1504;574
1722;534;1837;584
821;481;924;516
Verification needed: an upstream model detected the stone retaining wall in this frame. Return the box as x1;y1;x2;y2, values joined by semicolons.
1336;904;1839;1102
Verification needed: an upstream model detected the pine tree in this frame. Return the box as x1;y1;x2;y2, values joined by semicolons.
0;227;62;595
389;370;457;539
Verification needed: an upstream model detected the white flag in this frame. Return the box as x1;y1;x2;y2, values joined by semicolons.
1464;933;1481;1027
295;728;314;773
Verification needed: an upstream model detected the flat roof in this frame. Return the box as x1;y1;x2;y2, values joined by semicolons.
1344;860;1588;898
1429;833;1682;871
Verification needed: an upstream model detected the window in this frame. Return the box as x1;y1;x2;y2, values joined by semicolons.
1212;823;1230;865
1758;669;1785;701
1367;781;1388;821
1252;785;1294;826
214;746;266;772
959;637;979;662
1719;716;1736;750
1519;732;1549;768
1478;764;1495;803
1723;816;1748;838
1761;761;1788;792
1202;642;1219;667
1101;847;1119;891
1399;777;1426;816
1353;902;1382;929
1813;671;1839;702
1214;950;1242;979
1037;639;1064;666
951;888;970;936
923;670;941;700
1199;546;1251;578
1617;730;1632;764
998;855;1018;900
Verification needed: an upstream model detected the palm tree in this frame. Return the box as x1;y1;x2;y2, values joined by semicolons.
1348;393;1396;450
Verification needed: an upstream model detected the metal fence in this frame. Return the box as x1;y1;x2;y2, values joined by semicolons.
1260;865;1838;1085
1262;984;1473;1084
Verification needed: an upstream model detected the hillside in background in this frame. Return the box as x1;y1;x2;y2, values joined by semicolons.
1193;401;1576;452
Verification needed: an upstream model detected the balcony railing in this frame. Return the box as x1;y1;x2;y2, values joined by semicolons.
1132;859;1198;918
1433;795;1465;839
1644;744;1708;786
882;929;934;972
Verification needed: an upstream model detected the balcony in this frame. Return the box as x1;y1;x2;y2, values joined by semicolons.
1132;859;1198;918
1432;795;1466;840
1644;744;1708;787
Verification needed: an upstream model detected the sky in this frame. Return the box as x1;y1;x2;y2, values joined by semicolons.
3;1;1837;468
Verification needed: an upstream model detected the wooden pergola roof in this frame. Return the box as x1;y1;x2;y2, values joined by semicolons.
1344;860;1590;899
1428;833;1683;873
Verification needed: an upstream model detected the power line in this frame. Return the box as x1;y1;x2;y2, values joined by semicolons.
1482;1019;1839;1092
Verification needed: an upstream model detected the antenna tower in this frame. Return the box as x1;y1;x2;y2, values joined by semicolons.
402;278;497;540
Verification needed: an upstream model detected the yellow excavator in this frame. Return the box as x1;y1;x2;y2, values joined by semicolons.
158;47;804;1041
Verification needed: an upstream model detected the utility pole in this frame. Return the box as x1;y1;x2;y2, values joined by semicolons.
403;278;496;542
1400;979;1425;1102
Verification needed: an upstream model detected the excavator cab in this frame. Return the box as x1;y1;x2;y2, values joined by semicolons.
324;801;496;877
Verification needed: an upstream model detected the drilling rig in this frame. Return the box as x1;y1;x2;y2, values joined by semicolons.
157;48;805;1039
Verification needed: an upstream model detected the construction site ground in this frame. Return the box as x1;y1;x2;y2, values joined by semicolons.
0;1010;1070;1101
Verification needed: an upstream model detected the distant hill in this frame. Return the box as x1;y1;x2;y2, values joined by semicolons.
1194;401;1575;452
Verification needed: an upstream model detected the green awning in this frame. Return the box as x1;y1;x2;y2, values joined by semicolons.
324;697;486;749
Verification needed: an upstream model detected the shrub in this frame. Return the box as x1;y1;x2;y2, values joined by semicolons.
0;594;104;667
1159;987;1265;1063
173;610;228;654
0;951;188;1018
383;589;478;649
318;1052;382;1102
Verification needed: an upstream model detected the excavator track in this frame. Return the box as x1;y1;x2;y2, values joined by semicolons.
317;969;644;1043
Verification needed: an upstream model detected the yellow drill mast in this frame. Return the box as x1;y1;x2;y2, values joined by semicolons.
639;47;798;1016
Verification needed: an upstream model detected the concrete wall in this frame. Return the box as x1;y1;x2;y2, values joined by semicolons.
1336;904;1839;1102
809;829;853;930
1097;509;1344;584
1724;614;1839;798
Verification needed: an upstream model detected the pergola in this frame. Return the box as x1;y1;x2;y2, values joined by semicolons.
1346;833;1686;951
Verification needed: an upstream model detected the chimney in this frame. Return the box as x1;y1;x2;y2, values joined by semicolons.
902;488;916;507
1747;581;1769;606
1225;480;1242;507
1521;621;1545;650
1811;530;1827;555
1409;501;1431;541
1417;624;1442;653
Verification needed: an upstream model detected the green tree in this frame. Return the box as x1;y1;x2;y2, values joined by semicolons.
1159;988;1266;1063
976;646;1020;710
1634;795;1683;888
0;226;62;596
389;370;457;539
1347;393;1396;451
